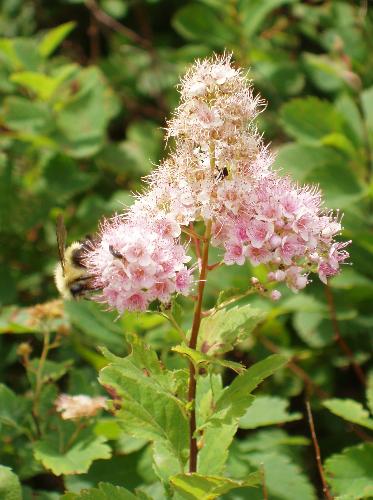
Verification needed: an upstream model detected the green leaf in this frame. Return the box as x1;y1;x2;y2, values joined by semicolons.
62;481;139;499
280;97;345;143
118;121;163;176
325;443;373;499
3;96;52;134
33;424;111;476
10;72;61;101
273;143;345;182
0;383;30;431
39;22;76;58
98;336;189;474
43;154;98;202
198;304;266;355
171;345;245;374
302;53;347;93
172;4;233;47
207;355;288;426
245;452;316;500
323;399;373;431
196;355;287;476
293;311;333;348
170;472;261;500
0;466;22;500
239;395;302;429
227;433;316;500
64;300;124;351
241;0;296;37
54;67;119;157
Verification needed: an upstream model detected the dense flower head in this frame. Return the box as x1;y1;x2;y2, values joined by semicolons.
83;54;349;313
210;173;349;291
84;215;192;313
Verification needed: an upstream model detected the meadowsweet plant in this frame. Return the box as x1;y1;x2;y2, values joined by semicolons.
82;54;349;497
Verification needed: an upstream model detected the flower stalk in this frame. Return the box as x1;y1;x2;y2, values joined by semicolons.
187;219;212;473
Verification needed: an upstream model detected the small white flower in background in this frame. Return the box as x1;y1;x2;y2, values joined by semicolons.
55;394;107;420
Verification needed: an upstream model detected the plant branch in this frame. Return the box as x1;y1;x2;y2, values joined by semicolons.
187;219;212;473
324;285;366;386
32;330;51;436
85;0;151;49
305;400;333;500
162;311;187;343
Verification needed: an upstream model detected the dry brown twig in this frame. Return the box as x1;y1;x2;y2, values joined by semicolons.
305;400;333;500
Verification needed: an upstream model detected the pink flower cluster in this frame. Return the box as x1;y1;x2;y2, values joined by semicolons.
211;175;349;292
85;216;192;313
84;54;349;312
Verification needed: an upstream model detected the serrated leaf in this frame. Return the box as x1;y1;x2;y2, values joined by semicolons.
239;395;302;429
325;443;373;499
172;345;244;374
207;354;288;426
198;422;239;476
198;304;266;355
33;424;111;475
0;466;22;500
170;472;261;500
323;398;373;430
62;481;139;499
98;336;189;474
280;97;345;143
39;22;76;58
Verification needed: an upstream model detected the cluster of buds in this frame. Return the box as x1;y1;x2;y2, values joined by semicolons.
84;54;349;313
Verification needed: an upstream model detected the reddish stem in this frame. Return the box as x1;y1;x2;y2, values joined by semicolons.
187;220;211;473
306;400;333;500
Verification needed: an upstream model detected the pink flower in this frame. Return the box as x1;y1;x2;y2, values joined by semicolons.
175;267;193;295
247;220;273;248
246;245;272;266
224;243;246;266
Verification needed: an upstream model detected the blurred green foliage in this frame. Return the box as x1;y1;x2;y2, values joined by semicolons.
0;0;373;498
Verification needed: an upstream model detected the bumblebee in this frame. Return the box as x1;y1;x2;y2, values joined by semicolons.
54;215;95;299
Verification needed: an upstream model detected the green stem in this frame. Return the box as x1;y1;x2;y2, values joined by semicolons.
163;311;188;343
32;330;51;436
